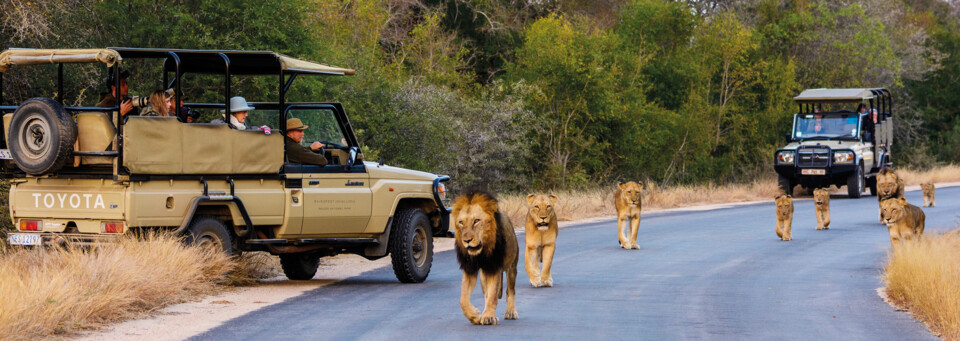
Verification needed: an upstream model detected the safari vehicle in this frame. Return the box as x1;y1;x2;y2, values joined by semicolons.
774;88;893;198
0;48;451;283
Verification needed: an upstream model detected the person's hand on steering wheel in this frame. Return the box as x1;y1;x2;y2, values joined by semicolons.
309;141;325;151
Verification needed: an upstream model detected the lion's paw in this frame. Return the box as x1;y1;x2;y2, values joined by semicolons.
782;236;792;241
816;226;823;230
529;279;543;287
504;311;519;320
542;276;553;287
479;315;499;325
629;244;640;250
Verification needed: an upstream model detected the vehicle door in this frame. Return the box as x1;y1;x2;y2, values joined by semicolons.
283;105;371;235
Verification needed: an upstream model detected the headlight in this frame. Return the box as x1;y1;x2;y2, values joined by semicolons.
437;182;447;201
833;151;855;164
776;151;795;164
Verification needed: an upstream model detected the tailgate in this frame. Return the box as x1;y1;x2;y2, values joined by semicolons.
11;178;126;220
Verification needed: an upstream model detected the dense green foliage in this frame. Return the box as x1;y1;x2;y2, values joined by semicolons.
0;0;957;192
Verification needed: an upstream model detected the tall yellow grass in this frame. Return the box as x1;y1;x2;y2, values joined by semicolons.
899;164;960;186
883;232;960;340
0;233;235;340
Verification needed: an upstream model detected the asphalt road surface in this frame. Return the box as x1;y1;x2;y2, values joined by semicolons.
193;186;958;340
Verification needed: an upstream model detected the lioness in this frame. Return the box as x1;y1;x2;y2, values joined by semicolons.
524;194;558;288
880;198;925;249
813;188;831;230
920;183;936;207
876;167;904;222
452;189;519;325
615;181;644;249
775;193;794;241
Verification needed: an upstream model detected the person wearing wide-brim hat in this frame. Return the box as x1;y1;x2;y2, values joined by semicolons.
211;96;256;130
284;117;327;166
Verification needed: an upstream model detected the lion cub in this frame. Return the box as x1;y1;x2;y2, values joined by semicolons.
880;198;925;249
525;194;558;288
920;183;936;207
812;189;831;230
452;189;519;325
775;193;794;241
615;181;644;249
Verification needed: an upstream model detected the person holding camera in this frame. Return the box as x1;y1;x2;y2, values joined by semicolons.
139;90;174;117
96;69;135;117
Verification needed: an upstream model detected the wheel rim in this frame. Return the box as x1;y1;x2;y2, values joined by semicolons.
194;231;223;252
412;224;428;267
858;167;864;192
21;115;51;159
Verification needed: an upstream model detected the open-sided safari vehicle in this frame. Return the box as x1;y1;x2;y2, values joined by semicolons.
0;48;451;282
774;88;894;198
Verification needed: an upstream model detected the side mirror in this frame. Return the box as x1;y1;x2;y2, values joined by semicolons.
346;146;359;169
785;133;792;143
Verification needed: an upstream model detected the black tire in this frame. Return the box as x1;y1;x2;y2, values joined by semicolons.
184;215;237;256
389;208;433;283
867;176;878;196
847;164;864;198
279;253;321;280
8;97;77;175
777;174;793;195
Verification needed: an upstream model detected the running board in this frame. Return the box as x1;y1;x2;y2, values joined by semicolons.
245;237;379;246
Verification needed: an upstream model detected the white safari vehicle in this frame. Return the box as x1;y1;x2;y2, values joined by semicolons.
0;48;451;282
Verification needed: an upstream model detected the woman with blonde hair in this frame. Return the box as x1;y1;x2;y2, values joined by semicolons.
140;90;173;117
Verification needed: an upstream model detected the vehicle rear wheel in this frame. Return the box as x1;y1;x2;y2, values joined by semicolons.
184;215;237;256
389;208;433;283
777;174;793;195
280;253;321;280
847;164;864;198
8;97;77;175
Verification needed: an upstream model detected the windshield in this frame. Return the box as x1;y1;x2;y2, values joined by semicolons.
793;114;859;140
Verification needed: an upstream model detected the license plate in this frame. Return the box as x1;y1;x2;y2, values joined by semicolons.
8;233;42;246
0;149;11;160
801;169;826;175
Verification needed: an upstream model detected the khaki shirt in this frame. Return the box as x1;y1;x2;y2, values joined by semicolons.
284;136;327;166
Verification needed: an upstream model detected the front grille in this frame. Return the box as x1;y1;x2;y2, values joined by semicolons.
797;147;830;168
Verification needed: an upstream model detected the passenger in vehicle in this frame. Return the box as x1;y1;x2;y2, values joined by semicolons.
211;96;254;129
95;69;134;117
139;90;174;117
284;118;327;166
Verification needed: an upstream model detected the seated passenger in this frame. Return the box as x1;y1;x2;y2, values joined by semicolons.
96;69;135;117
284;118;327;166
211;96;271;134
139;90;174;117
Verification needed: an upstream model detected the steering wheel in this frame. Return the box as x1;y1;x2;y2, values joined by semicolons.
317;140;344;149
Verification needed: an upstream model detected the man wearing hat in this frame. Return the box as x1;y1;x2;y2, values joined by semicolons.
284;118;327;166
96;68;134;117
212;96;256;130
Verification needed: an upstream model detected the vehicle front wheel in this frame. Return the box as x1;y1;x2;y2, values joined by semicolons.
279;253;321;280
867;176;878;196
777;174;793;195
847;164;864;198
389;208;433;283
184;215;237;256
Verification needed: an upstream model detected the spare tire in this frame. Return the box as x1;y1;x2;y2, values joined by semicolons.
7;97;77;175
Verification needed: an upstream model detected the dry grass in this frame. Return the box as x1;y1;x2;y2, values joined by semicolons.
0;232;236;340
883;231;960;340
499;180;781;225
899;164;960;186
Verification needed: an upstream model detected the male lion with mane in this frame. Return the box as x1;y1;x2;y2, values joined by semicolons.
525;194;558;288
880;198;925;249
876;167;904;222
452;189;519;325
615;181;644;249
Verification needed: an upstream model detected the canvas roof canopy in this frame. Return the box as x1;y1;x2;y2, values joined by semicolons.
793;88;884;102
0;48;355;76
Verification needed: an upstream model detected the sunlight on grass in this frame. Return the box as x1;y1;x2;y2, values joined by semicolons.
884;231;960;341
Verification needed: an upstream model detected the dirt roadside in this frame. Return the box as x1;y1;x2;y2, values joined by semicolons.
76;182;960;340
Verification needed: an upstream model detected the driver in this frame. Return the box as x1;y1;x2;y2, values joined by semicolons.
284;118;327;166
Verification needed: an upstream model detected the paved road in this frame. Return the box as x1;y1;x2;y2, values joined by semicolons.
193;187;958;340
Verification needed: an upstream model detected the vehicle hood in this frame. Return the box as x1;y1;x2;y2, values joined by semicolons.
779;140;864;151
364;161;439;181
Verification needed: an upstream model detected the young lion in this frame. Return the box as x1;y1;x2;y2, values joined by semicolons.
920;183;936;207
775;193;794;241
876;167;905;222
880;198;925;249
452;189;519;325
812;188;831;230
525;194;558;288
614;181;644;249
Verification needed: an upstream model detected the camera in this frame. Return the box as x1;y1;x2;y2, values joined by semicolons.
178;106;201;123
126;96;150;108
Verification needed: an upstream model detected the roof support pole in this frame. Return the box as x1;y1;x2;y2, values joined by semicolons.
166;52;181;117
279;66;285;132
115;64;123;177
218;53;231;114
